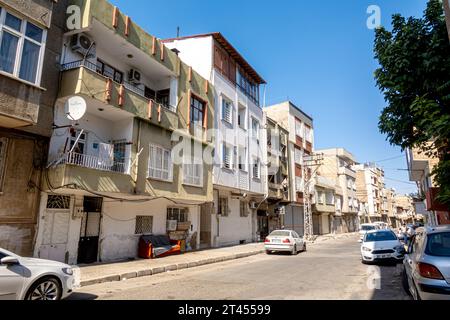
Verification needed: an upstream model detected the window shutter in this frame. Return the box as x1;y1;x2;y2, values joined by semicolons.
214;46;222;71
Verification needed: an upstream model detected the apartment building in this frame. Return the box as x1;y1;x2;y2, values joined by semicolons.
382;188;398;228
395;195;416;225
354;163;385;224
33;0;215;264
164;33;267;247
0;0;64;256
258;116;290;240
317;148;359;234
406;147;450;226
265;101;314;237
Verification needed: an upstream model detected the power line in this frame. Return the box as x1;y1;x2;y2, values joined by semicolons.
384;177;416;185
373;155;405;163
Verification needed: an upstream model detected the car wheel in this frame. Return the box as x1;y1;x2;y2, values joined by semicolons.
265;250;271;255
401;269;412;296
303;243;307;252
25;277;62;301
411;281;421;301
291;245;297;255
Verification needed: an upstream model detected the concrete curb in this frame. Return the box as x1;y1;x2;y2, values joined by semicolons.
79;249;266;287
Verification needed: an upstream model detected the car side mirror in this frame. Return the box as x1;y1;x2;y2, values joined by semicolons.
1;257;19;266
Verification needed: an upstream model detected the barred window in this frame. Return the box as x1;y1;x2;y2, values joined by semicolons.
240;201;249;218
135;216;153;235
46;195;71;210
218;197;229;217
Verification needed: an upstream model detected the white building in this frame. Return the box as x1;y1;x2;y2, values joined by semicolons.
264;101;314;236
164;33;268;247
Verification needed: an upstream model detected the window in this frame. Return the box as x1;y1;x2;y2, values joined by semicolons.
0;251;7;260
425;233;450;257
237;69;259;105
46;195;71;210
70;129;86;154
190;95;205;127
238;104;246;129
295;119;303;138
251;118;260;142
240;201;249;217
296;177;303;192
253;158;260;180
156;89;170;107
96;59;123;83
218;197;229;216
148;144;172;182
183;156;203;187
238;146;247;171
305;125;312;143
222;97;233;124
0;137;8;191
317;191;324;204
294;147;302;165
167;208;188;222
0;9;46;85
135;216;153;235
222;144;233;170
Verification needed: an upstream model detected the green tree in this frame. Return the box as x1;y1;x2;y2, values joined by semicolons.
374;0;450;205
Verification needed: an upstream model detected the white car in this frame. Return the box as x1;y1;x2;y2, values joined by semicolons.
373;222;389;230
359;223;379;242
0;248;74;300
265;230;306;255
361;230;406;264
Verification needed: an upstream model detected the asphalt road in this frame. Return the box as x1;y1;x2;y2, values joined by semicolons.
69;235;411;300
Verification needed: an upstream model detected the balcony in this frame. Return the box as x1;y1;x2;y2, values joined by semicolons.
62;152;131;175
59;60;178;131
426;188;449;212
338;166;356;179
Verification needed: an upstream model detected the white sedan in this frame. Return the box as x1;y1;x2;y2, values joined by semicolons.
265;230;306;255
361;230;406;264
0;248;75;300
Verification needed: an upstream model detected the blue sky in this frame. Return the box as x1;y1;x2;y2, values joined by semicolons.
110;0;430;194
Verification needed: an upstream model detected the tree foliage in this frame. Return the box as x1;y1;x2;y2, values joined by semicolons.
374;0;450;205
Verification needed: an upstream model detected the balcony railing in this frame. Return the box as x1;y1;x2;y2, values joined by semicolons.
61;152;130;175
61;60;177;113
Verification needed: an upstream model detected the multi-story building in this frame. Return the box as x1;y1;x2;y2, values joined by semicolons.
33;0;215;265
383;188;398;228
163;32;267;247
395;195;416;225
258;116;290;240
406;146;450;226
354;163;385;224
265;101;314;237
316;148;359;234
0;0;63;256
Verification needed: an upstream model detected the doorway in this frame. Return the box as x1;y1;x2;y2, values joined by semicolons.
257;210;269;241
77;197;103;264
200;203;212;249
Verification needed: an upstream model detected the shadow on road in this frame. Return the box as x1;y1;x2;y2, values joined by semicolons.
365;260;411;300
66;292;98;300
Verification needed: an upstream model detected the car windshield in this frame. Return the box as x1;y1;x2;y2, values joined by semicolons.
425;232;450;257
365;231;397;242
269;231;291;237
361;225;376;231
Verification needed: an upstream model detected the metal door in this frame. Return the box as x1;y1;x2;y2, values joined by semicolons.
77;197;102;264
39;210;70;263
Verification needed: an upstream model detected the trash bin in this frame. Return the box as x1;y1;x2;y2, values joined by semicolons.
138;235;153;259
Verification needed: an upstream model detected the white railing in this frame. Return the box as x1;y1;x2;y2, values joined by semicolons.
62;152;130;174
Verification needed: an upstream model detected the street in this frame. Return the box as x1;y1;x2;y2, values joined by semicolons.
69;235;411;300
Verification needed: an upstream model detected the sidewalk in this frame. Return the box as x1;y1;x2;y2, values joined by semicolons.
75;232;358;288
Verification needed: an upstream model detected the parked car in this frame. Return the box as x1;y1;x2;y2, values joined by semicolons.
402;225;450;300
361;230;405;264
374;222;389;230
265;230;306;255
0;248;74;300
359;223;379;242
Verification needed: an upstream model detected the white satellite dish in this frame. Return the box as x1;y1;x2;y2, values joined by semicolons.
65;96;87;121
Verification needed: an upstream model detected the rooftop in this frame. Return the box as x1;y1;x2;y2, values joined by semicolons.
163;32;266;85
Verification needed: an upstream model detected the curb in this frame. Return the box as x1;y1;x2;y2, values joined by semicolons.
79;249;265;287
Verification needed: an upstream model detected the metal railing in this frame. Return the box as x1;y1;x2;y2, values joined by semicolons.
62;152;130;174
61;60;177;113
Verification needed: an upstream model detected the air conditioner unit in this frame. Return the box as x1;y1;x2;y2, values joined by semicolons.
249;201;258;210
71;33;96;58
129;69;142;84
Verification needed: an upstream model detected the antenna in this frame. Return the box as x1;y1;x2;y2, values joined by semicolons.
177;26;180;38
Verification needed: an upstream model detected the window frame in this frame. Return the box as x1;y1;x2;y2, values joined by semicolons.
251;117;260;142
252;157;261;180
148;144;173;182
221;96;233;125
167;207;188;223
96;58;124;84
222;143;234;170
240;201;249;218
0;8;47;86
218;197;229;217
190;94;206;128
183;155;203;188
135;215;153;235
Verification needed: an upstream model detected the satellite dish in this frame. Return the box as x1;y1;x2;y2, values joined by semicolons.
65;96;87;121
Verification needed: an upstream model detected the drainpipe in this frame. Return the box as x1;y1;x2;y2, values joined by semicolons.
134;119;142;192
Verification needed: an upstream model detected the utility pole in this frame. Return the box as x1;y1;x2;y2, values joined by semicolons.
303;153;324;240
